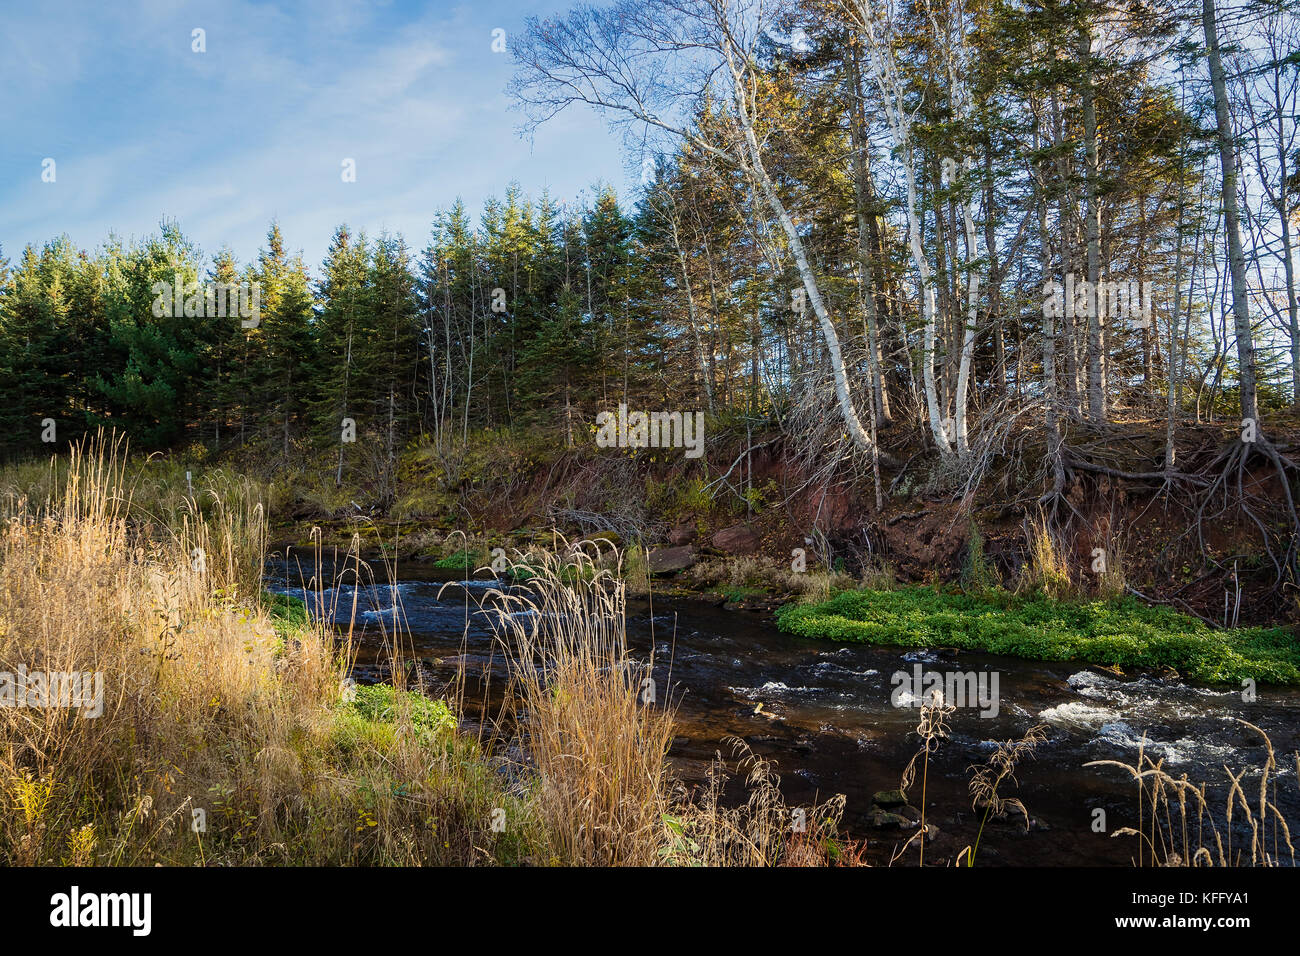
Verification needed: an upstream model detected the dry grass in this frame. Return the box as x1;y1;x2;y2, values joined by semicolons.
476;538;858;866
886;698;1049;868
1021;511;1074;599
960;724;1048;866
0;439;862;867
1020;511;1126;600
0;433;324;862
666;738;859;866
1095;532;1128;600
0;433;531;866
684;553;860;604
858;558;899;592
892;690;955;866
1086;720;1297;867
479;538;676;865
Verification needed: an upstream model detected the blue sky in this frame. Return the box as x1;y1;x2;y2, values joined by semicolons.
0;0;635;271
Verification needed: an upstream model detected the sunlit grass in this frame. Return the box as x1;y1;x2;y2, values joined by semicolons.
0;433;535;865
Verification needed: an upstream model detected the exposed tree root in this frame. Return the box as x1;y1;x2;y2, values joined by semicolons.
1035;430;1299;604
1189;436;1300;591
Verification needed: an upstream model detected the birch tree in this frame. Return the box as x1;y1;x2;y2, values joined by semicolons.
511;0;880;459
1203;0;1260;423
1234;5;1300;406
837;0;954;456
932;0;982;455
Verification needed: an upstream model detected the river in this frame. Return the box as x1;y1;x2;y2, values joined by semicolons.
266;557;1300;866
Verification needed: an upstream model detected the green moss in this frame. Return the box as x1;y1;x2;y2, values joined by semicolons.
774;586;1300;686
332;683;457;755
432;548;481;571
506;563;539;581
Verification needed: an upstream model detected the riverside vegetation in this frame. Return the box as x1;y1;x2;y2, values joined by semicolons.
1;434;1296;867
5;0;1300;868
0;436;861;866
776;588;1300;685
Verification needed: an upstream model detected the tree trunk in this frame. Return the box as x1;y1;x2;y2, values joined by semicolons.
1277;120;1300;404
848;49;892;426
1036;120;1066;498
953;158;980;455
1079;24;1106;422
724;42;879;457
1203;0;1259;423
854;24;952;455
667;211;715;413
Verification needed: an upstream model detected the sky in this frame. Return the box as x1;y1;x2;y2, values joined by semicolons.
0;0;637;271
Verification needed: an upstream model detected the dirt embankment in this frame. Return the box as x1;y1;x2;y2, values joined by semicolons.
269;418;1300;628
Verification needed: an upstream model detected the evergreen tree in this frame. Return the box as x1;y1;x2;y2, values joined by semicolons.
310;225;371;485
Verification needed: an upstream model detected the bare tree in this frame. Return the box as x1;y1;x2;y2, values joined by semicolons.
836;0;954;457
930;0;982;456
1234;4;1300;406
846;45;893;427
1079;16;1107;422
650;176;716;412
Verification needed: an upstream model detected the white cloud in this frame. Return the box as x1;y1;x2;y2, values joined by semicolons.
0;0;632;268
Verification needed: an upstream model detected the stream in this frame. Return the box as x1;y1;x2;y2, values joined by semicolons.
266;557;1300;866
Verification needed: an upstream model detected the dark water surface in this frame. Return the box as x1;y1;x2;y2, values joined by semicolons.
266;557;1300;866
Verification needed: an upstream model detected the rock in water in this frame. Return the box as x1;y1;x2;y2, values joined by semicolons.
869;809;913;829
872;788;909;809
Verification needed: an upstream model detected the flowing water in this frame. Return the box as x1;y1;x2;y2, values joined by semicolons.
266;558;1300;866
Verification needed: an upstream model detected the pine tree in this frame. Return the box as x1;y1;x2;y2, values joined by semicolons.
366;233;419;499
254;224;315;458
310;225;371;485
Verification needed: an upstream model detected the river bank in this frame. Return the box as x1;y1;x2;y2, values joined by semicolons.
266;557;1300;867
3;439;1296;867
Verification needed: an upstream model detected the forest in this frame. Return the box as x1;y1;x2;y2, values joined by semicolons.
3;0;1297;498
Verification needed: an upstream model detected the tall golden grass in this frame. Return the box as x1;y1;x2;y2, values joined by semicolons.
1086;721;1296;867
668;738;853;866
0;433;528;865
1021;510;1074;599
16;437;1290;869
472;539;860;866
479;539;675;865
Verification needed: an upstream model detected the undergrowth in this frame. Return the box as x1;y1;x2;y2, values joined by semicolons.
775;586;1300;685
